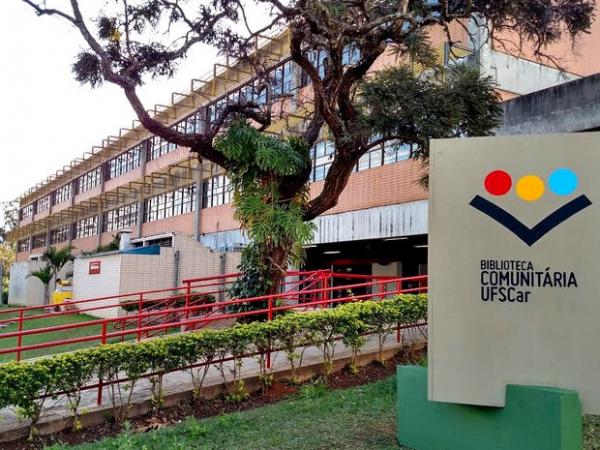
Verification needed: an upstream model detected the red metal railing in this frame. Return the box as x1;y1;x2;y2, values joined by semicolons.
0;270;427;364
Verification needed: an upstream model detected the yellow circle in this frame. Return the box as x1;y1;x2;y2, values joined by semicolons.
516;175;545;202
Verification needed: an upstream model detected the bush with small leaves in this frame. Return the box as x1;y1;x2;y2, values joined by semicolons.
0;295;427;433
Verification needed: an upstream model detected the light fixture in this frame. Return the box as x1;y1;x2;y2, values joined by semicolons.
323;250;341;255
303;244;317;248
413;244;428;249
383;237;409;241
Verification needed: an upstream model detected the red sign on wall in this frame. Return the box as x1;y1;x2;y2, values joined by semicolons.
89;261;101;275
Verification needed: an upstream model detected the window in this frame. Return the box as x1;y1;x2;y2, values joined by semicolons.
54;184;72;204
75;216;98;239
36;196;50;213
239;83;254;102
311;49;327;78
444;43;477;69
253;81;267;106
272;61;295;97
77;167;102;193
144;185;196;223
313;141;334;160
103;203;139;232
31;233;47;249
282;61;294;93
149;136;178;160
49;225;70;245
306;136;411;181
228;90;239;104
17;238;30;252
302;46;359;86
207;98;227;124
146;237;173;248
342;44;361;65
309;141;335;181
176;111;205;135
313;163;331;182
357;147;383;172
303;49;327;84
108;142;145;178
383;140;412;164
20;204;34;220
202;175;231;208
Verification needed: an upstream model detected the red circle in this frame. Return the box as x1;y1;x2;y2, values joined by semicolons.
484;170;512;196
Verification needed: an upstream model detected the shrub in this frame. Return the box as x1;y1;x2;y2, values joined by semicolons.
0;295;427;435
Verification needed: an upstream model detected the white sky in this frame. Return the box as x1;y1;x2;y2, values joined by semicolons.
0;1;267;221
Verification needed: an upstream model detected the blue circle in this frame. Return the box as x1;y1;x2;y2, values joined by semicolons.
549;168;578;196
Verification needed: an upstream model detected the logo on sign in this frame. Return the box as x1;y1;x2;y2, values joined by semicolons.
89;261;101;275
469;168;592;246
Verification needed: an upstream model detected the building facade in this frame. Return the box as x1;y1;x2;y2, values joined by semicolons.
8;19;600;304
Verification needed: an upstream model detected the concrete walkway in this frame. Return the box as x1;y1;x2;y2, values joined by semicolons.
0;326;427;442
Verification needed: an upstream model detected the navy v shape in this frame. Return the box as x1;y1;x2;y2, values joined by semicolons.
469;194;592;247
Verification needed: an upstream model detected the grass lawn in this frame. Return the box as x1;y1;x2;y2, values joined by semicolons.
0;306;136;363
49;377;402;450
44;376;600;450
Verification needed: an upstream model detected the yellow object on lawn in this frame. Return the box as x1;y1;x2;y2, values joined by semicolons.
52;280;72;305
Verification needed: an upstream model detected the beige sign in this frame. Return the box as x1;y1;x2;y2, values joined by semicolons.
428;133;600;414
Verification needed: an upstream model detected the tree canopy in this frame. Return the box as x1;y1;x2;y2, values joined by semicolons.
20;0;595;292
21;0;595;218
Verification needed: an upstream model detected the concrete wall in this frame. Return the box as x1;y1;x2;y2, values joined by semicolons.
497;73;600;135
8;261;45;306
72;253;122;319
8;260;74;307
201;200;429;251
480;44;577;96
312;200;428;244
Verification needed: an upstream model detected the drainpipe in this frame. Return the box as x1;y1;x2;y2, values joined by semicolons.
97;162;107;248
193;159;204;242
174;250;181;288
219;253;226;302
67;179;76;247
136;140;150;238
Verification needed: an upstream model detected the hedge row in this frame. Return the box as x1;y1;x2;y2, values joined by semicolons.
0;294;427;439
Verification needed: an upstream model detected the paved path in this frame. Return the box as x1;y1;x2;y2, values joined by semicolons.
0;326;426;441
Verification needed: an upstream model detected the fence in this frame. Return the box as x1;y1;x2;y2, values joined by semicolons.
0;270;427;363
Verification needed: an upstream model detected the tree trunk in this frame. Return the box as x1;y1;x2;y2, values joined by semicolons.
265;243;289;296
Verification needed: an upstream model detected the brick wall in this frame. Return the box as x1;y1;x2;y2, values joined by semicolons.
197;158;427;234
71;235;99;254
311;159;427;216
141;211;195;236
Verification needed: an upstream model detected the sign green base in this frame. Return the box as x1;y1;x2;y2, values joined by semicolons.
397;366;582;450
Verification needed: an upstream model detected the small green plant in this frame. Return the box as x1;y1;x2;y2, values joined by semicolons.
296;380;329;400
225;379;250;403
81;235;120;256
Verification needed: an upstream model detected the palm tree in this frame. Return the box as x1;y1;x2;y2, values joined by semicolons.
28;246;75;305
28;265;53;305
43;245;75;277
